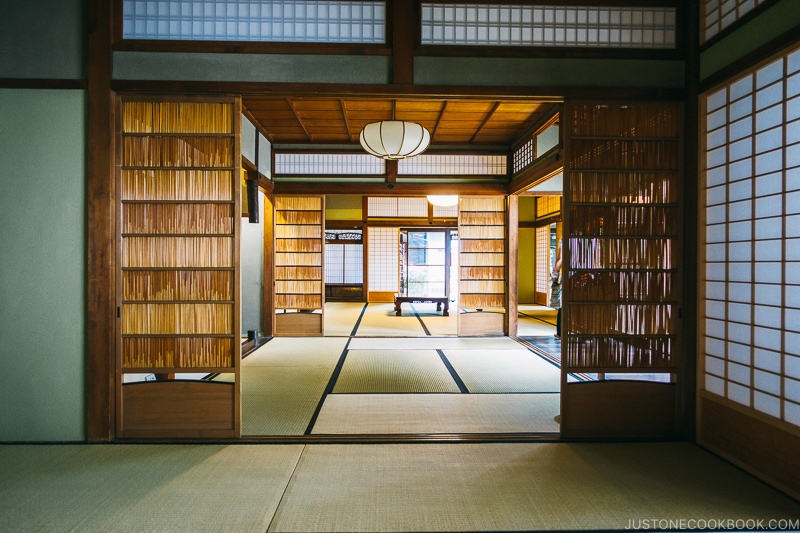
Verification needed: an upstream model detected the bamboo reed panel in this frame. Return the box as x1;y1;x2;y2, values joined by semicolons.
122;101;232;134
459;253;504;267
568;172;676;204
568;205;678;236
122;203;234;234
121;170;234;201
458;226;505;240
536;196;561;217
275;210;322;225
568;237;673;270
122;337;233;369
564;337;674;369
459;211;505;226
569;139;679;171
123;270;233;301
460;266;505;280
275;196;322;211
460;294;505;308
568;104;679;138
567;303;675;336
122;303;233;335
274;252;322;267
122;136;234;168
275;295;323;309
275;225;322;239
275;266;322;280
459;239;505;253
568;271;675;302
460;280;505;293
122;237;233;267
275;280;322;294
460;197;504;212
274;238;323;252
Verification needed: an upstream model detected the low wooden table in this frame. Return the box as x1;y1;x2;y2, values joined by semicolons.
394;295;449;316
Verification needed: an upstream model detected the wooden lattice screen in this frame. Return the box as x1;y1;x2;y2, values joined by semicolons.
561;102;682;438
117;97;241;438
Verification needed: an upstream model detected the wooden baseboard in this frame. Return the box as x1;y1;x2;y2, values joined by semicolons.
368;291;396;303
698;394;800;501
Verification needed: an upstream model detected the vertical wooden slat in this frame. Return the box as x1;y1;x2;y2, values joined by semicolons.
507;195;518;337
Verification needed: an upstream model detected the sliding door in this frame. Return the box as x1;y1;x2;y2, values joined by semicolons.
561;102;683;438
117;96;241;438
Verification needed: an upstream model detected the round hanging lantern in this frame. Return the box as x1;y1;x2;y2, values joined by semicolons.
359;121;431;160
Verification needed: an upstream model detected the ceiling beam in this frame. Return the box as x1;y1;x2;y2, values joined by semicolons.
470;101;501;144
273;181;508;196
286;98;312;142
340;99;354;142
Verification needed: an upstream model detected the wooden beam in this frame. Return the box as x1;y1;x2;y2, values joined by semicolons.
471;101;502;144
286;98;312;142
86;0;114;441
391;0;415;84
274;181;508;196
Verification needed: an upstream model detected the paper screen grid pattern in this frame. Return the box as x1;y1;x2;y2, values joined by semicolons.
400;154;507;175
421;3;676;49
702;44;800;427
324;243;363;283
703;0;769;43
368;227;399;292
123;0;385;43
275;153;383;175
367;197;428;217
536;225;550;296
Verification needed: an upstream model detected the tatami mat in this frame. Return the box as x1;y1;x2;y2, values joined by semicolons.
348;336;522;351
407;302;458;336
311;393;560;434
238;337;347;435
444;349;561;393
333;349;460;393
267;442;800;532
323;302;365;336
0;444;304;533
354;303;428;337
518;305;558;337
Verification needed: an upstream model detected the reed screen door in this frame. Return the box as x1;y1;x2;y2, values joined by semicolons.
561;102;683;439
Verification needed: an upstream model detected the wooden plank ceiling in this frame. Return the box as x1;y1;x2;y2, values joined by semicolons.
242;96;557;149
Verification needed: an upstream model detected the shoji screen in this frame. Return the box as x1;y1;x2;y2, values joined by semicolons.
368;227;400;302
700;42;800;434
117;97;241;438
536;225;551;306
458;196;507;336
562;102;682;439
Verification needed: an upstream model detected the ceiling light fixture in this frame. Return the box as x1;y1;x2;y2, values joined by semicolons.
427;195;459;207
359;120;431;160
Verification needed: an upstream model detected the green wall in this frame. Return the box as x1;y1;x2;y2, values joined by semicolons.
0;89;86;441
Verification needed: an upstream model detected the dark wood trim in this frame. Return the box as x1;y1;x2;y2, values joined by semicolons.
111;79;683;102
0;79;87;90
392;0;415;84
86;0;115;441
113;40;392;55
699;23;800;92
274;181;507;196
415;44;682;61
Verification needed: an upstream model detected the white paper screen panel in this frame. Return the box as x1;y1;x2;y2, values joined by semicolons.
422;3;676;49
123;0;386;43
701;44;800;426
368;227;398;292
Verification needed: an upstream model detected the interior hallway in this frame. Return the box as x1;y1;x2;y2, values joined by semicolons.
2;441;799;532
